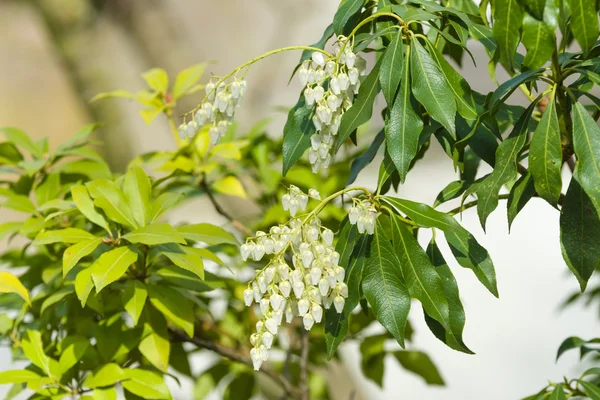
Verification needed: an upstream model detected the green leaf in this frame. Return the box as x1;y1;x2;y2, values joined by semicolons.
381;197;498;296
560;177;600;291
91;246;138;292
33;228;96;245
333;0;364;35
123;166;152;227
83;363;126;388
347;130;384;185
425;241;473;353
223;372;255;400
56;123;99;152
0;370;41;384
0;221;23;241
139;332;170;372
434;180;470;207
389;215;451;330
40;287;73;315
212;176;247;198
173;63;207;99
335;56;383;151
160;244;205;280
34;173;60;206
147;191;184;223
282;94;316;175
572;101;600;213
194;363;229;400
476;99;537;228
393;350;444;385
142;68;168;93
556;336;586;360
71;185;111;232
518;0;546;19
58;336;89;375
566;0;599;54
93;387;117;400
122;369;170;399
0;127;42;158
548;385;567;400
386;44;423;182
123;281;148;325
379;30;404;106
580;381;600;400
122;223;186;245
530;94;562;206
0;142;23;164
410;37;457;138
75;267;94;307
63;238;103;277
522;15;555;70
488;70;541;112
148;284;194;337
507;171;536;229
2;194;35;213
325;227;367;359
86;179;137;228
362;220;411;347
0;272;31;306
492;0;524;70
22;330;52;376
359;335;386;386
177;223;237;245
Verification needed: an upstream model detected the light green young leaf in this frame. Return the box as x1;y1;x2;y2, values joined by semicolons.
22;330;52;376
566;0;599;54
139;332;170;372
58;336;90;375
91;90;136;103
71;185;111;232
75;267;95;307
141;68;169;93
91;246;138;293
148;284;194;337
173;63;207;99
122;369;170;399
176;223;237;245
2;195;35;213
212;176;247;198
33;228;96;246
530;94;562;206
93;387;117;400
410;37;457;137
379;30;404;107
0;127;42;158
40;287;73;315
159;244;205;280
34;173;61;206
86;179;137;228
386;43;423;183
122;281;148;326
0;370;41;384
362;220;411;347
123;166;152;227
0;272;31;306
83;363;127;388
122;223;186;246
63;238;103;277
147;191;185;223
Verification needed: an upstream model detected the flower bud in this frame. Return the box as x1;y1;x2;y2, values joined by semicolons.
311;304;323;323
265;318;278;334
279;280;292;298
260;298;270;315
293;281;305;298
298;298;310;316
303;313;315;330
334;296;345;313
312;52;326;66
243;288;254;306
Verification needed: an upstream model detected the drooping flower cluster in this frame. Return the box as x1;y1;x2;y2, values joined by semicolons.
297;36;367;173
241;187;348;370
178;77;247;144
349;200;377;234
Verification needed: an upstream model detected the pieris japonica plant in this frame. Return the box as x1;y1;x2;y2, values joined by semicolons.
2;0;600;398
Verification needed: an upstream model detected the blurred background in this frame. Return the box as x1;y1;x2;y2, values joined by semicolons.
1;0;599;399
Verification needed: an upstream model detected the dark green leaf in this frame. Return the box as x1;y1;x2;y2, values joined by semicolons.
548;385;567;400
148;284;194;337
572;101;600;213
362;220;411;347
566;0;599;54
335;57;383;151
380;30;404;106
386;44;424;182
410;37;457;137
393;350;444;385
223;373;254;400
580;381;600;400
434;180;471;207
492;0;524;70
507;172;536;229
347;130;384;185
282;95;316;175
518;0;546;19
333;0;364;35
487;70;541;111
522;15;555;70
530;94;562;206
359;335;386;387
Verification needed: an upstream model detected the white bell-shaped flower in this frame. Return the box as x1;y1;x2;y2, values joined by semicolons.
244;289;254;306
262;332;274;349
311;304;323;323
279;281;292;298
334;296;345;313
303;313;315;330
312;52;326;67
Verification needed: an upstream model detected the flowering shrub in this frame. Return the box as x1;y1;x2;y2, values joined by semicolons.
1;0;600;399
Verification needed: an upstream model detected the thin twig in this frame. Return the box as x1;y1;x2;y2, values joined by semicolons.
199;179;253;236
171;329;302;399
299;329;310;400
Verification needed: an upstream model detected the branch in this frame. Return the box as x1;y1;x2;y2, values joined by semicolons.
171;329;302;399
199;179;253;236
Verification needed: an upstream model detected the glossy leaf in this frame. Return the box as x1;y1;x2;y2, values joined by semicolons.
86;179;137;228
518;0;546;19
522;15;555;70
58;336;89;375
22;330;52;375
548;385;567;400
410;37;457;137
335;57;383;151
507;172;536;229
379;30;404;106
387;43;424;182
139;332;170;372
333;0;364;35
91;246;138;292
147;192;184;223
148;284;194;337
566;0;599;54
122;281;148;325
393;350;444;385
492;0;524;70
0;370;41;384
71;185;111;232
0;272;31;306
282;94;316;175
212;176;247;198
347;130;384;185
84;363;126;388
173;63;206;99
75;267;94;307
434;180;470;207
33;228;96;245
63;238;103;277
159;244;205;280
177;223;237;245
122;223;186;245
530;95;562;206
362;220;411;347
572;101;600;213
123;166;152;227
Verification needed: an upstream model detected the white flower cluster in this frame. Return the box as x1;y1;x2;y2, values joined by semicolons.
178;77;247;144
349;200;377;234
241;187;348;370
297;36;367;173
